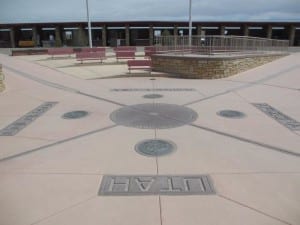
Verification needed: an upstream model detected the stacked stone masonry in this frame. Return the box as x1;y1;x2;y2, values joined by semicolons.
0;64;5;92
151;54;287;79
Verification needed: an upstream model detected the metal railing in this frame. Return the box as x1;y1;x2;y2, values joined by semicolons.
154;35;289;55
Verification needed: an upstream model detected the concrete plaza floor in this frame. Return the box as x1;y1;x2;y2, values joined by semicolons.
0;50;300;225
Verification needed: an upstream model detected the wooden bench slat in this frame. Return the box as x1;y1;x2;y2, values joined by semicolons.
76;51;106;63
18;40;35;47
115;51;135;62
127;60;152;74
48;48;74;58
114;46;137;52
81;47;106;53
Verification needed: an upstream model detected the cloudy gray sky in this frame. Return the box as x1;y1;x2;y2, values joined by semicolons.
0;0;299;24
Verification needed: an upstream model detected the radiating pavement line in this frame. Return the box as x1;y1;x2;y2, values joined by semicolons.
189;124;300;158
77;91;126;106
226;79;300;92
30;195;97;225
211;171;300;175
158;196;163;225
4;65;126;107
0;125;118;163
183;65;300;106
151;78;164;225
218;194;292;225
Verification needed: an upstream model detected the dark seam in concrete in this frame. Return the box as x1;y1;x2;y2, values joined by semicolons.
158;195;163;225
211;172;300;175
190;124;300;158
183;90;232;106
4;66;126;107
77;91;125;106
226;80;300;92
30;195;97;225
0;171;103;175
111;88;196;92
0;125;118;163
5;66;78;92
262;83;300;91
218;194;292;225
183;65;300;106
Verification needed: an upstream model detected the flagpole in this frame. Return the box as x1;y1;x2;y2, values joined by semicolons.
188;0;192;47
86;0;92;48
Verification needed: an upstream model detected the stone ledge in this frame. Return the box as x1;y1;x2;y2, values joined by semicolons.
152;52;287;60
151;52;288;79
0;64;5;92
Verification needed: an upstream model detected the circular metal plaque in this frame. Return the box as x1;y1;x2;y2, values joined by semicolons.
217;110;246;119
135;139;176;157
143;94;163;99
62;110;89;119
110;103;198;129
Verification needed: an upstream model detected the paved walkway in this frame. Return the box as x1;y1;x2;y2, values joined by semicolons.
0;52;300;225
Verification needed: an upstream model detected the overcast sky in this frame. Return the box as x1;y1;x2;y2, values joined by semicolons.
0;0;299;24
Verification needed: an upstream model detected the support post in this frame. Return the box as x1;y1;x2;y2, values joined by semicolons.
149;25;154;46
55;26;62;47
102;25;107;46
32;26;39;47
220;26;225;35
125;25;130;46
9;27;16;48
266;25;272;39
243;25;249;36
174;25;178;48
288;25;296;46
77;25;88;46
197;25;202;36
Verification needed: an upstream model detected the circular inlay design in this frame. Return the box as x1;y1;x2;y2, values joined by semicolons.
217;110;246;119
110;103;198;129
135;139;176;157
143;94;163;99
62;111;89;119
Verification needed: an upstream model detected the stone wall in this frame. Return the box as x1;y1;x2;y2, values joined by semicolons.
151;53;288;79
0;64;5;92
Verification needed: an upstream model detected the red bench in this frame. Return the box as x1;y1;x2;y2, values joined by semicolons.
48;48;74;59
144;46;156;52
127;60;152;74
114;46;137;52
81;47;106;53
76;51;106;64
144;50;157;58
115;51;135;62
